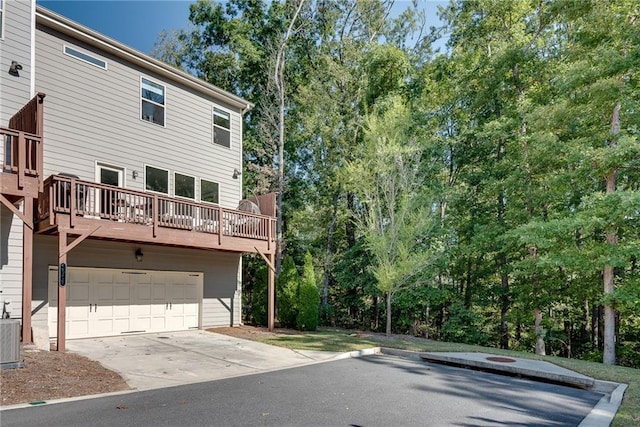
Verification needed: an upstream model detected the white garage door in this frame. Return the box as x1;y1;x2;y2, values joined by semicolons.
48;267;202;339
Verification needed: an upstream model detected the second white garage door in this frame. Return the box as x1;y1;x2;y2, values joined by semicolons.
48;267;202;339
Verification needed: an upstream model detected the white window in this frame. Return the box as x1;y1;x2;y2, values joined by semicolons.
145;165;168;194
64;45;107;69
141;78;165;126
200;179;219;204
174;172;195;199
213;107;231;148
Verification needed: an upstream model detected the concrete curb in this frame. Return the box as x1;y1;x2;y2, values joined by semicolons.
579;382;628;427
419;351;595;388
333;347;381;360
372;348;627;427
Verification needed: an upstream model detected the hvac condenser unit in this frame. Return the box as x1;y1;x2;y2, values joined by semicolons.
0;319;22;368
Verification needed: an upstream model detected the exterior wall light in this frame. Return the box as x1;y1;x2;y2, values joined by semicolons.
9;61;23;77
232;168;242;179
135;248;143;262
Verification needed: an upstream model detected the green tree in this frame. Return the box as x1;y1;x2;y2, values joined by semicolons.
296;251;320;331
277;256;299;328
346;95;436;335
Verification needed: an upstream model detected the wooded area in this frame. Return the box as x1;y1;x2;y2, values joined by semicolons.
153;0;640;367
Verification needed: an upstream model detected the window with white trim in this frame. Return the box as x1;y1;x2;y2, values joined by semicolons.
200;179;219;204
145;165;168;194
174;172;195;199
213;107;230;148
141;78;165;126
64;45;107;69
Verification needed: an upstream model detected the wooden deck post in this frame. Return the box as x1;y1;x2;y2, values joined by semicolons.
57;231;67;352
268;252;275;331
21;198;34;343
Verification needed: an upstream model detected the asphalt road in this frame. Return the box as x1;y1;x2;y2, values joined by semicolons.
2;355;603;426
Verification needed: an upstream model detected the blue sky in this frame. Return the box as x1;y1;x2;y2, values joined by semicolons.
38;1;192;54
38;1;446;55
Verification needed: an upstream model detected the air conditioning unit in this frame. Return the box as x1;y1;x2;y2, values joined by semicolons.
0;319;22;368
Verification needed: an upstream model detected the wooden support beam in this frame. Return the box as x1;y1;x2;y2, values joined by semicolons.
57;231;67;352
254;246;275;331
267;252;275;332
57;226;101;258
0;194;33;229
22;198;34;344
254;247;275;272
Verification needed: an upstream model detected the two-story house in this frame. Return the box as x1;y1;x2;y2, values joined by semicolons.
1;2;276;352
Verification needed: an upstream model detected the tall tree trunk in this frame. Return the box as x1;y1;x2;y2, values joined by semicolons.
346;191;356;246
534;308;546;355
273;0;305;278
531;246;546;355
385;291;392;336
322;192;340;309
564;320;572;358
582;298;590;344
464;259;472;308
425;304;430;339
603;102;621;365
500;255;509;350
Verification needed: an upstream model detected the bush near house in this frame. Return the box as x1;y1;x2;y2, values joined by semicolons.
277;256;299;328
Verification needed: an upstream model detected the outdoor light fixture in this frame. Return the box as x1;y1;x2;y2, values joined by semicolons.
8;61;23;77
132;170;139;179
232;168;242;179
135;248;143;262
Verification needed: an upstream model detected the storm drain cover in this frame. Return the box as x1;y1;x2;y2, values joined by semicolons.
486;356;516;363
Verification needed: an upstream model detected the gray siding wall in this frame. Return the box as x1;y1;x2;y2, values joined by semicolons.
32;236;243;337
0;0;33;125
0;204;25;319
35;25;243;208
0;0;33;326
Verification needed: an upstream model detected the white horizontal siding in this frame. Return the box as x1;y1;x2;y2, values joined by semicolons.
0;204;24;320
35;25;243;208
33;236;242;337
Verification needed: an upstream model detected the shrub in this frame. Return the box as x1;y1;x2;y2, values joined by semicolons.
296;251;320;331
277;256;299;328
250;264;268;326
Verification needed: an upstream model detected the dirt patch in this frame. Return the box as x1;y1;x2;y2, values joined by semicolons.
208;325;304;340
210;324;431;344
1;326;423;406
1;346;129;406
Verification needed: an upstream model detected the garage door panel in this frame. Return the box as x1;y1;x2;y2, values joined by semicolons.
68;284;90;302
152;284;166;300
69;269;90;283
96;285;114;301
113;304;131;317
49;267;202;339
114;285;131;302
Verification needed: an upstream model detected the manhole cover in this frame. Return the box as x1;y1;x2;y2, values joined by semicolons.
486;356;516;363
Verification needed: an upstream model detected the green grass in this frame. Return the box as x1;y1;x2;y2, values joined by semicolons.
250;328;639;427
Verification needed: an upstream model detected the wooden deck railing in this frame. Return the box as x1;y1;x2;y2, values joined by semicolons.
38;175;276;242
1;127;43;190
1;93;45;192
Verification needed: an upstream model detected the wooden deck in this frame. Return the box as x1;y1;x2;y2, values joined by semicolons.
36;175;276;255
0;94;45;200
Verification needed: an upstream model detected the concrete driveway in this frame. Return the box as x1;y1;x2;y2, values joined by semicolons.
66;330;342;391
